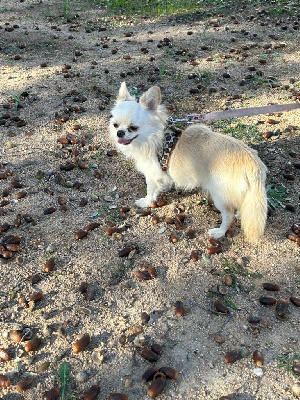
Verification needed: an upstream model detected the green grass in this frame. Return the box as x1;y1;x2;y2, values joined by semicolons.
207;258;261;308
63;0;70;18
276;352;300;378
91;0;299;17
221;257;262;294
266;184;291;210
97;204;124;223
213;119;264;144
58;362;75;400
93;0;200;16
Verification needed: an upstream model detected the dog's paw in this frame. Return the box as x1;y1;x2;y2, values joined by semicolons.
135;197;152;208
208;227;226;239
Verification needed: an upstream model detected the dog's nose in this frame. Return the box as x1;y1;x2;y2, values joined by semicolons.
117;130;125;138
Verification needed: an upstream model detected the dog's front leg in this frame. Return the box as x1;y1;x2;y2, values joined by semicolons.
135;176;161;208
135;169;173;208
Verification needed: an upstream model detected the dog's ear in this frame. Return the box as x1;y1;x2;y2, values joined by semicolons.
116;82;134;103
140;86;161;111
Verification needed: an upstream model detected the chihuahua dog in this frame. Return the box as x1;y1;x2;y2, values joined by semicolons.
109;82;268;242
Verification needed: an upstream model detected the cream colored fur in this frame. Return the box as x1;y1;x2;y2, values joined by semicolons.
109;82;268;242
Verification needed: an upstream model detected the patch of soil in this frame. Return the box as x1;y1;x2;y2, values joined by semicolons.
0;1;299;399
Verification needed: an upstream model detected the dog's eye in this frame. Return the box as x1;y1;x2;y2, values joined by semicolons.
113;123;119;129
128;125;138;132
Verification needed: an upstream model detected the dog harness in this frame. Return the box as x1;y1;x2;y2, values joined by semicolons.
158;122;182;171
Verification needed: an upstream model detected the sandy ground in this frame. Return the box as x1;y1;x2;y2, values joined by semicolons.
0;1;299;399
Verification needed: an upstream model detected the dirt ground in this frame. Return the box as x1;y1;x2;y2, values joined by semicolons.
0;1;299;399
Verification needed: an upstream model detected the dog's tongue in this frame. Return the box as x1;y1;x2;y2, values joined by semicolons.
118;138;132;145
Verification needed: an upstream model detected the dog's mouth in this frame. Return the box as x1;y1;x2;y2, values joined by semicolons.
117;135;138;145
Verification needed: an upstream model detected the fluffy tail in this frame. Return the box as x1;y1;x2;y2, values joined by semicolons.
240;167;268;242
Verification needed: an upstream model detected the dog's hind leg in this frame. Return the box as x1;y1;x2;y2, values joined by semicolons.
208;202;235;239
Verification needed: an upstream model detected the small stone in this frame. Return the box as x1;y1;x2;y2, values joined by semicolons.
253;367;264;377
38;361;50;372
92;350;104;365
75;371;88;383
214;334;225;344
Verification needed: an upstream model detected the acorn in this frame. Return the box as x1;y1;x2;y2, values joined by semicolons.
213;299;229;314
14;214;22;227
292;363;300;376
156;199;166;207
29;291;44;302
170;232;178;243
141;312;150;324
207;246;222;254
147;266;157;278
140;210;152;217
73;333;90;353
74;230;88;239
0;348;12;361
164;217;175;224
286;232;299;242
253;350;264;366
86;222;100;231
224;349;243;363
0;250;13;258
0;223;10;232
176;213;185;222
4;235;21;244
30;273;42;284
16;377;34;392
174;219;183;230
142;367;158;382
186;229;196;239
108;394;129;400
190;250;199;262
290;296;300;307
24;336;41;352
275;298;289;317
103;227;121;236
9;329;24;343
18;296;29;308
141;348;159;362
0;374;11;388
209;237;222;247
259;296;276;305
148;373;166;398
151;343;163;355
224;274;233;287
44;257;55;272
118;246;133;257
175;300;184;316
134;270;151;280
291;224;300;234
263;282;280;291
44;207;57;214
283;173;295;181
78;160;88;169
83;384;100;400
79;197;88;207
43;388;60;399
248;315;260;324
5;244;20;252
158;366;178;379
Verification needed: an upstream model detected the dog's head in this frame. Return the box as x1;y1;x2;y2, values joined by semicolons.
109;82;166;150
